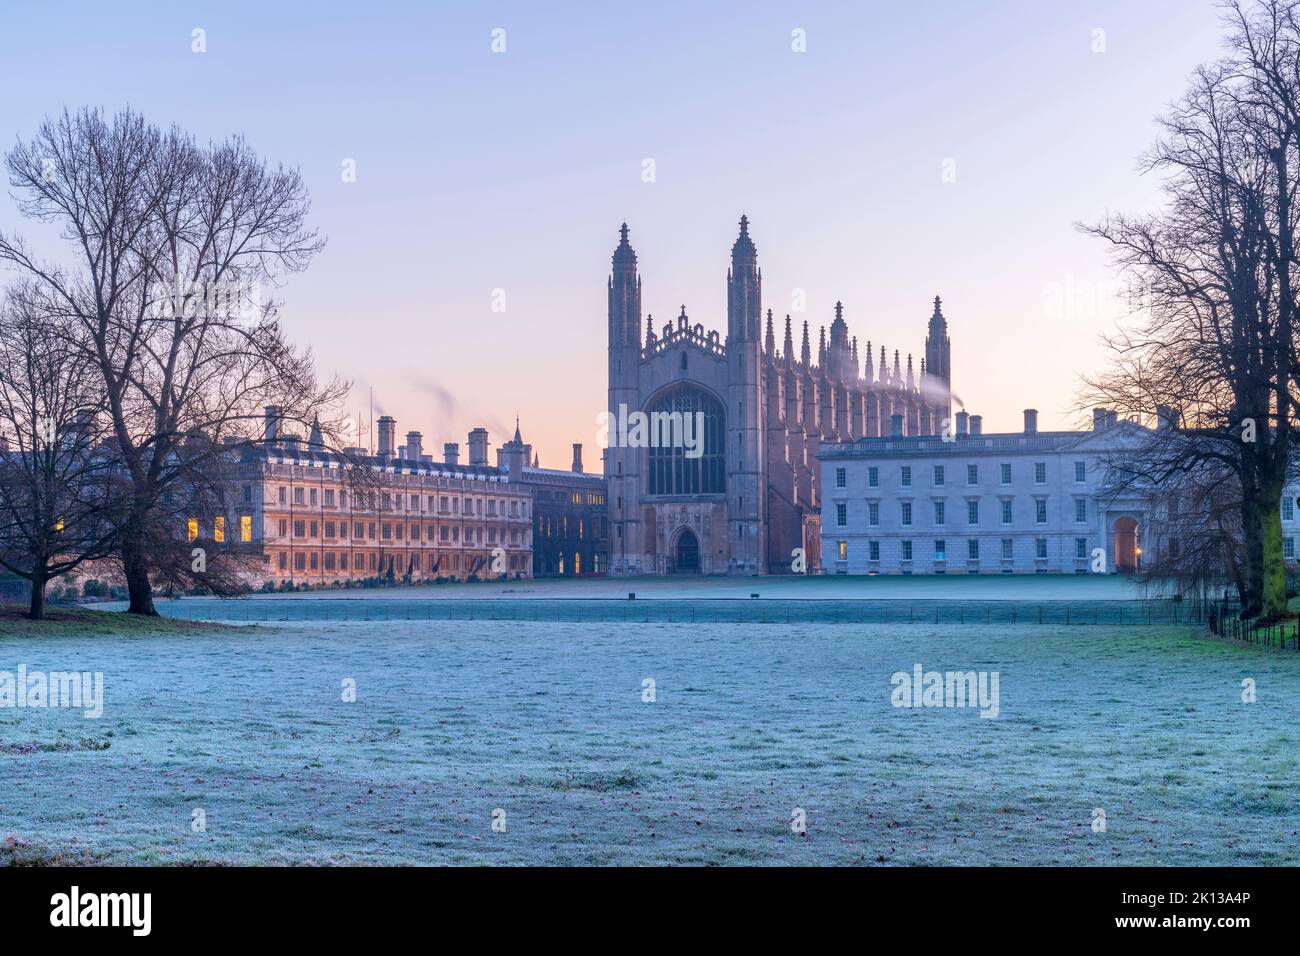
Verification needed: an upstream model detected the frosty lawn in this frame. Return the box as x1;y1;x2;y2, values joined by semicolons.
1;614;1296;865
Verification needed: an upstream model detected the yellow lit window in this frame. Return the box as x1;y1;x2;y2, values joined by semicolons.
54;517;65;533
838;541;847;561
186;519;198;542
240;515;252;542
214;516;225;543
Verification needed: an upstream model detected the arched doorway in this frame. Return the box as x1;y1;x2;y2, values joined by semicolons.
674;528;700;574
1114;516;1140;572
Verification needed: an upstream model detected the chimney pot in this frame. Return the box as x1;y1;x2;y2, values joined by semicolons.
955;410;969;436
443;442;459;467
969;414;982;435
468;427;489;466
1023;409;1038;434
377;416;396;457
572;443;583;473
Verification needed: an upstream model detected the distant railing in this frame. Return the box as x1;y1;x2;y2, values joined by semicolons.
1205;602;1300;649
148;596;1209;627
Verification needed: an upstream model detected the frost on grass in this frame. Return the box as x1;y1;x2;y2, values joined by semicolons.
0;616;1297;865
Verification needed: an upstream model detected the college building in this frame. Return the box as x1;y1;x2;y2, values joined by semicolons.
605;216;955;575
819;407;1157;575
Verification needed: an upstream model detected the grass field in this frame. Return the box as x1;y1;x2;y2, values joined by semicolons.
1;605;1296;865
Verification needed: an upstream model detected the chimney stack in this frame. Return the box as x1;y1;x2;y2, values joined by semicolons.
264;405;282;442
969;414;982;435
443;442;459;467
1093;407;1107;431
572;443;583;473
1157;405;1180;430
955;410;969;436
468;427;489;466
1023;409;1038;434
1106;409;1118;429
406;431;423;460
890;413;904;438
377;416;396;457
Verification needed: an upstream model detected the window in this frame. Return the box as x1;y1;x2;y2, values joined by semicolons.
278;486;286;504
240;516;252;543
934;465;945;486
901;466;912;487
967;464;978;485
1000;463;1011;485
868;467;879;488
967;500;979;525
836;502;847;527
869;541;880;561
1001;500;1012;525
324;489;335;506
934;501;945;525
1287;537;1296;559
186;518;198;542
310;489;318;506
935;539;947;561
294;552;306;570
968;539;979;560
213;516;225;543
1035;500;1048;524
837;541;847;561
293;520;305;538
645;384;726;495
901;501;912;526
1074;461;1086;483
868;502;879;526
1075;537;1088;559
242;485;252;504
1074;499;1087;522
294;487;305;505
1001;538;1013;560
1034;462;1047;484
1285;497;1294;521
1036;538;1048;559
835;467;846;489
902;540;913;561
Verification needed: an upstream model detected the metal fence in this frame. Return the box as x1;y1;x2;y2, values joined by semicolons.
152;596;1210;627
1205;603;1300;649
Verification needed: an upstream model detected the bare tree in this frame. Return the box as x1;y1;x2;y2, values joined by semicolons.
1083;2;1300;619
0;107;347;615
0;283;121;618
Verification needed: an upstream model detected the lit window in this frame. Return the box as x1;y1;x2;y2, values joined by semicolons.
214;516;225;543
837;541;847;561
240;516;253;542
186;518;198;542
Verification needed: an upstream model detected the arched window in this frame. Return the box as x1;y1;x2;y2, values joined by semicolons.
645;385;726;495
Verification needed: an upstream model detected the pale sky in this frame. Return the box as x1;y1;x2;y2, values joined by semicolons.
0;0;1228;467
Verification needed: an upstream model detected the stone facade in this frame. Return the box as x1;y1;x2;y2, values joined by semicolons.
819;409;1156;575
606;216;953;575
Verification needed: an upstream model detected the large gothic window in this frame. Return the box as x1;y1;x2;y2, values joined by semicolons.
645;385;726;495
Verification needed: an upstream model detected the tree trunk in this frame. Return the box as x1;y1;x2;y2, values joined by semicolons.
1240;494;1263;618
120;522;157;616
1258;493;1288;621
28;572;47;620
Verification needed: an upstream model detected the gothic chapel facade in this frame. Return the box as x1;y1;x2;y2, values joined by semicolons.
605;217;953;575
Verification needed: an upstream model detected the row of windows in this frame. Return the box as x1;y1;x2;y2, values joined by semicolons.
262;485;528;518
835;537;1094;562
275;550;528;573
836;460;1089;490
835;497;1090;527
186;516;252;543
276;518;524;546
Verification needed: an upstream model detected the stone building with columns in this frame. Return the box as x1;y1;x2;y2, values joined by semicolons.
605;216;955;575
